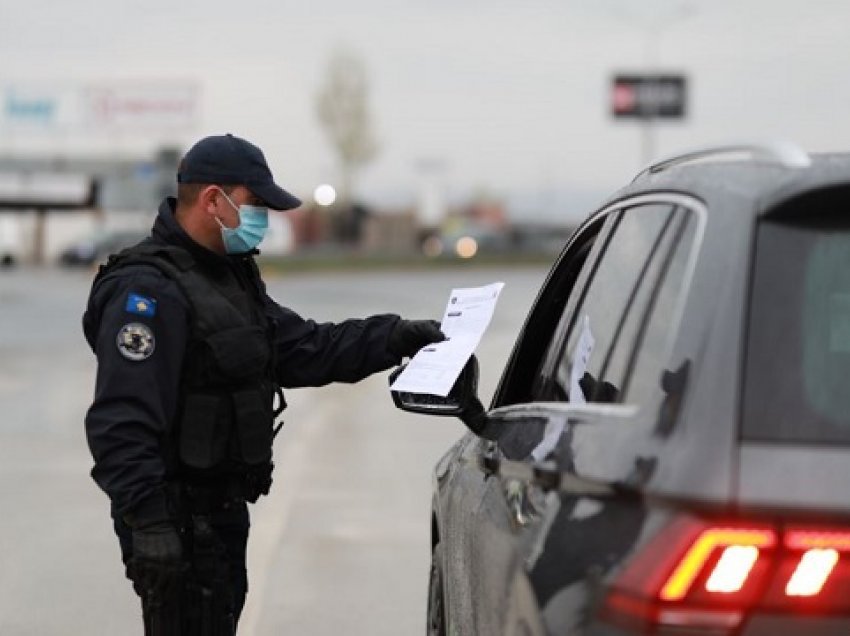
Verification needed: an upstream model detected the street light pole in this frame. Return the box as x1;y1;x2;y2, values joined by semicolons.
619;3;696;166
641;20;659;166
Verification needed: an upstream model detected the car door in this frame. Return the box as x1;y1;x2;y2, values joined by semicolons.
453;208;620;634
438;211;613;636
469;197;703;635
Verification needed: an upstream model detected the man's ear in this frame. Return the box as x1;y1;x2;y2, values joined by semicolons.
199;185;221;216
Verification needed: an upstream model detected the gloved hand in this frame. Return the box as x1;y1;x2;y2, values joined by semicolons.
388;319;446;359
123;496;185;596
578;371;620;404
129;520;184;595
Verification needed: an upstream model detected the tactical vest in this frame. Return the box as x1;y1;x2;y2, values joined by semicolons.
97;242;283;502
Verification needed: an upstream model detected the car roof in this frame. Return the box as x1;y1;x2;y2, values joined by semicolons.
599;147;850;220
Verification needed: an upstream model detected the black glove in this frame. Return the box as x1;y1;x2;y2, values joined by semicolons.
388;319;446;359
578;371;619;404
124;496;184;596
129;521;184;595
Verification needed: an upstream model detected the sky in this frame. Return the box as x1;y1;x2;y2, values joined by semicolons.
1;0;849;221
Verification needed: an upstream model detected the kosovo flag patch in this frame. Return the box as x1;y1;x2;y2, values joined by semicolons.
125;292;157;317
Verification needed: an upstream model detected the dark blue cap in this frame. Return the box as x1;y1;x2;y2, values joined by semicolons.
177;133;302;210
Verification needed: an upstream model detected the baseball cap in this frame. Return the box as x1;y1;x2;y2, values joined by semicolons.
177;133;302;210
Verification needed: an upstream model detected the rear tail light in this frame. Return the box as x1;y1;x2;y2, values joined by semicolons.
601;517;850;634
660;527;776;601
762;528;850;612
784;548;838;597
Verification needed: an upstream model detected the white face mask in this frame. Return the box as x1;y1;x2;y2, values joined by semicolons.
215;189;269;254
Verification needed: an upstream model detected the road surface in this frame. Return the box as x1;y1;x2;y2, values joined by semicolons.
0;263;548;635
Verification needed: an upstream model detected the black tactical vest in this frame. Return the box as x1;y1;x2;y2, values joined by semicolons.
97;242;283;501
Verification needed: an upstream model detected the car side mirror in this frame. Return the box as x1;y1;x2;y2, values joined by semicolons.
390;354;488;435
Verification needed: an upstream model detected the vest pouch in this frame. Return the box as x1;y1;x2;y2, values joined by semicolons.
232;388;273;465
205;325;270;382
178;393;232;469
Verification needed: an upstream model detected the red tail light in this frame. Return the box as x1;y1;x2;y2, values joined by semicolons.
659;526;776;601
784;548;838;597
762;527;850;612
601;517;850;634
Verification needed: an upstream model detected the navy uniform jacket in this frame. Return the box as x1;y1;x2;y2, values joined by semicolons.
83;197;402;518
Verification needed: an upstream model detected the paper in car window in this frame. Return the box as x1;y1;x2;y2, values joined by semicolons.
569;315;595;404
531;315;595;461
390;282;504;396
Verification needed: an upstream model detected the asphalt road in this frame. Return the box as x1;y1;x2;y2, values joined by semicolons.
0;263;548;635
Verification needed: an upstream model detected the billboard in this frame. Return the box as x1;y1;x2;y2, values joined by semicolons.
611;74;687;119
3;85;80;130
85;84;198;130
1;82;199;134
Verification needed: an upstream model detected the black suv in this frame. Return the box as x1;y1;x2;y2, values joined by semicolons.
392;143;850;636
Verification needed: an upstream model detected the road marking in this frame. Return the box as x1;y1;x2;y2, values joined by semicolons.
238;393;329;635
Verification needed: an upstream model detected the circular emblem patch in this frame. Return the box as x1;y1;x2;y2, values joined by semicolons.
116;322;155;361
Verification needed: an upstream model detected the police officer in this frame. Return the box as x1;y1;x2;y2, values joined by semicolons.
82;133;444;634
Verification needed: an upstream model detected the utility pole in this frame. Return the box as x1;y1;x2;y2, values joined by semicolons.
612;3;696;167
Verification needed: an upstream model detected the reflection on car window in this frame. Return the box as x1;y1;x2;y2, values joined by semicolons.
530;214;620;401
620;212;696;407
550;204;678;403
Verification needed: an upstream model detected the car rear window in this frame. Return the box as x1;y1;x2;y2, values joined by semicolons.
743;189;850;444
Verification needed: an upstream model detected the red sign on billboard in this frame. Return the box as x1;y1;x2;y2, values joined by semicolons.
611;74;687;119
86;83;199;131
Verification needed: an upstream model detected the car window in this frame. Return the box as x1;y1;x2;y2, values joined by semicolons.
526;213;621;402
543;204;678;403
619;210;697;406
743;193;850;444
493;214;611;407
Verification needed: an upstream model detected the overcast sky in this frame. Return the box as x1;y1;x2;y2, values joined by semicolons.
1;0;849;218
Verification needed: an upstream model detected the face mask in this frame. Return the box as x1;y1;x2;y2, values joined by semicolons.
215;189;269;254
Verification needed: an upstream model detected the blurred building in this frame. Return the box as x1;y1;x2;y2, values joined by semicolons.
0;148;177;211
0;148;176;263
0;81;198;264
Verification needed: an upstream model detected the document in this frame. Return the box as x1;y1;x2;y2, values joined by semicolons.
531;315;594;461
569;315;595;405
390;281;505;396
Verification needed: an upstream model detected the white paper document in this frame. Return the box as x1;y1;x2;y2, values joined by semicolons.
531;315;594;461
569;315;595;405
390;281;505;396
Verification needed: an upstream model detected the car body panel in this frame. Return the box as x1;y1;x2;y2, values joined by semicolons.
432;432;490;635
738;444;850;514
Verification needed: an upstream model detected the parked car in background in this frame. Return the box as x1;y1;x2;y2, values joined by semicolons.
58;228;148;267
392;143;850;635
423;222;515;259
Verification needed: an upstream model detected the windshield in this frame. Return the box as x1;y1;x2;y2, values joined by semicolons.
743;195;850;444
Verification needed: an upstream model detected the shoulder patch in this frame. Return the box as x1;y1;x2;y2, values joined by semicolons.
125;292;157;317
116;322;156;361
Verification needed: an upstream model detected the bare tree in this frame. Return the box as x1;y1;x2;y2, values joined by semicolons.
315;46;379;220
